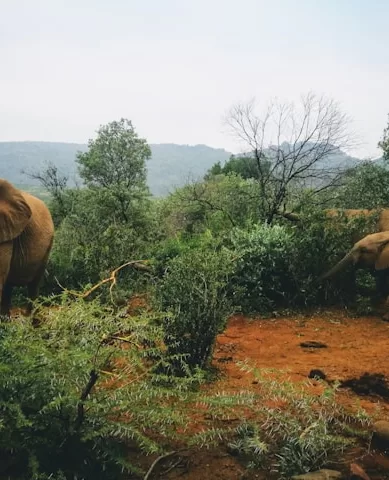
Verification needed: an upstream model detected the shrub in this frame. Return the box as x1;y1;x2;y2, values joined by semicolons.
158;247;234;372
0;299;196;479
228;211;380;314
151;229;221;278
228;224;297;313
292;210;379;307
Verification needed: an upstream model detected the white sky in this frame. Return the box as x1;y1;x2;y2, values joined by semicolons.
1;0;388;158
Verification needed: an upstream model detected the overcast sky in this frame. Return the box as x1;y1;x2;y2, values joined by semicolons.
1;0;388;158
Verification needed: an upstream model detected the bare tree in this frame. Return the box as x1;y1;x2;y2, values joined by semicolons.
22;161;69;220
226;92;355;223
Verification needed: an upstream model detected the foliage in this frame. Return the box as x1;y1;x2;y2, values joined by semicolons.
206;154;271;180
0;299;200;480
291;209;378;306
195;366;371;478
158;174;261;236
151;230;220;278
44;187;157;292
76;118;151;223
330;161;389;209
35;119;162;292
228;224;297;313
157;247;235;371
227;210;378;314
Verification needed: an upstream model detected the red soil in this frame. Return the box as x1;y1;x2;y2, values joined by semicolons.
148;310;389;479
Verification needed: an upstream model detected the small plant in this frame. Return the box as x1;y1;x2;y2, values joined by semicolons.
192;365;372;478
158;247;234;372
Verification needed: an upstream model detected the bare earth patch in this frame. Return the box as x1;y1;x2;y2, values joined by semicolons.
148;310;389;480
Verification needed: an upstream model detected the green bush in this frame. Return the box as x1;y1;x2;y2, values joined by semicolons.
151;229;221;278
228;211;379;314
292;210;379;307
0;299;195;479
158;247;234;371
228;224;297;313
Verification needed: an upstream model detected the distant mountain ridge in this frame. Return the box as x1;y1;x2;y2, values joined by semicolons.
0;141;374;196
0;141;232;196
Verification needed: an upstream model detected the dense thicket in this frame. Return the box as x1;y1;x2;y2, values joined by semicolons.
3;111;389;478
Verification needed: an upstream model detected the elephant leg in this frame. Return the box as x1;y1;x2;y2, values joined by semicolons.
373;271;389;309
26;268;46;315
381;295;389;322
349;269;357;302
1;283;13;318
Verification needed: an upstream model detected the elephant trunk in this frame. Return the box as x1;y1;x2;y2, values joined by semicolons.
318;251;355;282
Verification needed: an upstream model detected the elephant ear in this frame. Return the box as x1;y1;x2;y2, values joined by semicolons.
0;180;32;243
376;244;389;270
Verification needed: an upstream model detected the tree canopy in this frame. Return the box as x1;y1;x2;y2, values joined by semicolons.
76;118;151;223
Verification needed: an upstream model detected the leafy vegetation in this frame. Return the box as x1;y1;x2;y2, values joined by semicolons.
2;110;389;478
0;299;198;479
194;365;372;478
158;246;234;371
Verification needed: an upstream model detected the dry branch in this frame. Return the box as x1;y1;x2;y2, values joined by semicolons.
55;259;152;302
143;450;187;480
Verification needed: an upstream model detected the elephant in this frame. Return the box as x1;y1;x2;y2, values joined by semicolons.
324;209;389;242
279;208;389;241
318;231;389;317
0;179;54;317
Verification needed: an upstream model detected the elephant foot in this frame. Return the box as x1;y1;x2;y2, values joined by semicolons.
382;313;389;322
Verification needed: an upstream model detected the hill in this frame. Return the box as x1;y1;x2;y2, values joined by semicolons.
0;141;366;197
0;142;232;196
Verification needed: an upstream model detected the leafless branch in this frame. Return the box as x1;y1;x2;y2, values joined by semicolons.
225;92;355;222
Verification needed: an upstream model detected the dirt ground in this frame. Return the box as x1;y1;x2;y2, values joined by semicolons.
143;310;389;480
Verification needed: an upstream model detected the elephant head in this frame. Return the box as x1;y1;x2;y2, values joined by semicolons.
0;180;32;243
319;231;389;282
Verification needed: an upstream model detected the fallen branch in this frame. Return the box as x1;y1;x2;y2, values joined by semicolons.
144;449;187;480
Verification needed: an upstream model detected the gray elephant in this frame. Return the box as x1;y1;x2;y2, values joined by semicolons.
0;179;54;316
319;231;389;317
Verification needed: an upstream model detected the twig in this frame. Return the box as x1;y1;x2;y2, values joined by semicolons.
108;335;141;347
160;458;184;476
144;450;187;480
75;369;99;429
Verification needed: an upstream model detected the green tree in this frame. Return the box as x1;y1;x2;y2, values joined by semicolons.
206;155;271;180
76;118;151;222
43;119;157;290
331;161;389;209
158;173;261;236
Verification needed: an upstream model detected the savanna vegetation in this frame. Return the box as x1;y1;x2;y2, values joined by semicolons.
2;95;389;479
